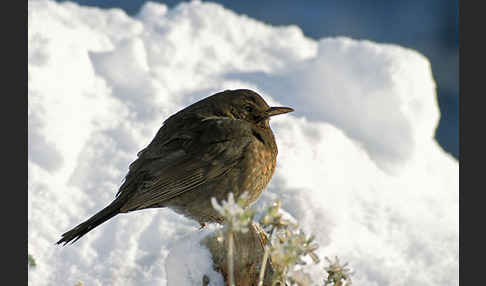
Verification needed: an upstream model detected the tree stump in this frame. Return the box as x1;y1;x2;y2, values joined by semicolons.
202;222;276;286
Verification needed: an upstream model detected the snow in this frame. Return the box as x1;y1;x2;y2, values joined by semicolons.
28;0;458;285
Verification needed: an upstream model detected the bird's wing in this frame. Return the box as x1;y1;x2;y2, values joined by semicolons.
117;116;254;211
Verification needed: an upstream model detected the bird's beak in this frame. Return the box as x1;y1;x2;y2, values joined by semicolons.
265;106;294;117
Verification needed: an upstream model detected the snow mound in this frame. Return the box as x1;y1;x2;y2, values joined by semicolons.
28;1;458;285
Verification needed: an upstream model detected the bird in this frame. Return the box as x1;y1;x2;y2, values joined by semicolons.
57;89;293;245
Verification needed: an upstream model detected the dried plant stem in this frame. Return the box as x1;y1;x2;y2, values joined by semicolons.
227;231;235;286
257;227;275;286
257;245;271;286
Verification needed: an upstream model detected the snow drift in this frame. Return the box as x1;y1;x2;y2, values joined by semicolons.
28;1;458;285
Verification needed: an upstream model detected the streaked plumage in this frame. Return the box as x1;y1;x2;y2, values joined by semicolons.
57;89;293;245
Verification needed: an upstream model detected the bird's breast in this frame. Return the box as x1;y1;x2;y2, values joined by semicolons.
241;139;277;205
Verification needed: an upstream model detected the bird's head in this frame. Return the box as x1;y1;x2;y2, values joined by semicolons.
215;89;294;127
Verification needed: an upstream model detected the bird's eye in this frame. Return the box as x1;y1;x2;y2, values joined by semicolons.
245;105;253;112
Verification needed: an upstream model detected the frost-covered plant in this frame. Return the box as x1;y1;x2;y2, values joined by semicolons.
211;192;254;286
258;200;319;286
323;256;353;286
211;192;254;234
271;229;319;272
211;196;353;286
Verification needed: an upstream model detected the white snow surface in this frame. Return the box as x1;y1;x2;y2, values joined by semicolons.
28;1;458;285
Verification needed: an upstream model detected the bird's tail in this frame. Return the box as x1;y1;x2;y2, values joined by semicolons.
56;201;121;246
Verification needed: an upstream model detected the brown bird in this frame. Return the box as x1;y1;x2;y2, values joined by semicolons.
57;89;293;245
